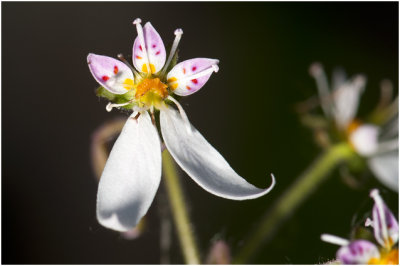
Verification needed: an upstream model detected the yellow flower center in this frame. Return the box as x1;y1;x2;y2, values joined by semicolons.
135;78;169;108
368;248;399;265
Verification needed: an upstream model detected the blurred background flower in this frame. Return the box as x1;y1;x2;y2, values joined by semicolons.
2;2;397;264
302;63;398;191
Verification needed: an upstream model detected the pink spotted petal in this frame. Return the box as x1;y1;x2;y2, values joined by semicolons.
132;22;166;74
371;191;399;248
167;58;219;96
87;53;134;95
337;240;380;264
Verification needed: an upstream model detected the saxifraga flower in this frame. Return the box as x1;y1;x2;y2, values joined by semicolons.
88;19;275;232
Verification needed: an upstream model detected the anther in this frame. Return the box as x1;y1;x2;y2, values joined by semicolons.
211;64;219;73
321;234;350;246
133;18;142;25
106;101;133;112
161;28;184;76
352;75;366;93
365;218;374;228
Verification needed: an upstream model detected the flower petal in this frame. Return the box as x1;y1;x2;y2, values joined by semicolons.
167;58;219;96
87;53;134;94
96;112;162;232
337;240;380;264
368;152;399;192
349;124;380;156
132;22;166;74
160;106;275;200
370;189;399;248
332;75;365;130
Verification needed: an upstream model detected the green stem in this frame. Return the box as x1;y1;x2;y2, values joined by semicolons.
162;149;201;264
233;142;356;264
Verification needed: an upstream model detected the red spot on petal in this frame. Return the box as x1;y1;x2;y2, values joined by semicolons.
139;45;143;51
191;79;198;84
192;66;197;71
156;51;160;55
183;68;186;74
136;56;142;59
186;86;191;90
113;66;119;74
152;44;156;48
102;76;110;81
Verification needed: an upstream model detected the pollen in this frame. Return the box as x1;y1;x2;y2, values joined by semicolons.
136;78;168;99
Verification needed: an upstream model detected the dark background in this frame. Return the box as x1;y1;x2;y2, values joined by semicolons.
2;2;398;264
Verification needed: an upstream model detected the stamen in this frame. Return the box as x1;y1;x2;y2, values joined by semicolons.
365;217;374;228
370;189;389;247
167;95;192;135
321;234;350;246
169;64;219;85
352;75;367;91
118;53;139;76
150;108;156;126
309;62;332;118
133;18;151;74
377;79;393;109
160;28;184;76
106;101;133;112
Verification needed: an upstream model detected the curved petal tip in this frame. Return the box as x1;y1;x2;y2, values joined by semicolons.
160;106;276;201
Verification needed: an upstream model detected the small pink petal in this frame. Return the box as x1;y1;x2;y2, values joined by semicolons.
337;240;380;264
167;58;219;96
132;22;166;74
87;53;134;94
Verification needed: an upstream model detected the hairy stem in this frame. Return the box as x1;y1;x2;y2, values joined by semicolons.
233;142;356;263
162;149;201;264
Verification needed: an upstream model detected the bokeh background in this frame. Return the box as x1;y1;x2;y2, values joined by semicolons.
2;2;398;264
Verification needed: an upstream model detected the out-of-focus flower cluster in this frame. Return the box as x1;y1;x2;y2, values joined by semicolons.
297;63;398;192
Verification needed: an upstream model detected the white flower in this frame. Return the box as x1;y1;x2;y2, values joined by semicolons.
310;63;398;192
88;19;275;232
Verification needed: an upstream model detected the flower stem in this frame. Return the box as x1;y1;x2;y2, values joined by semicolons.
233;142;356;264
162;149;201;264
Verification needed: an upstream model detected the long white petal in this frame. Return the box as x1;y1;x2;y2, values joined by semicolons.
368;151;399;192
96;112;162;231
160;107;275;200
332;76;365;130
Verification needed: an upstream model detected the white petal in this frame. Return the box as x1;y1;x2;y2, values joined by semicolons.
160;107;275;200
368;152;399;192
96;112;162;231
332;76;365;130
349;124;380;156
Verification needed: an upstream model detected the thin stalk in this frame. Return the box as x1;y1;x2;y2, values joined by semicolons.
233;142;356;264
162;149;201;264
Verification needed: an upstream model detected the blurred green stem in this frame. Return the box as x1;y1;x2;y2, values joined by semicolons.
233;142;356;264
162;149;200;264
